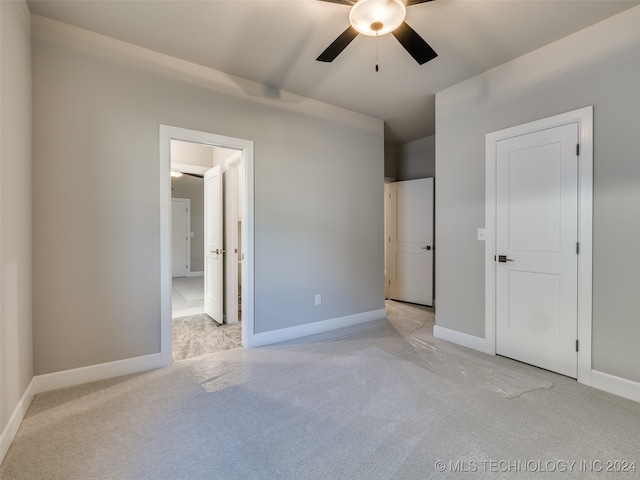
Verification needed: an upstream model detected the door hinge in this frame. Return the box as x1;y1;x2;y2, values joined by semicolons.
576;339;579;352
576;144;580;156
576;242;580;254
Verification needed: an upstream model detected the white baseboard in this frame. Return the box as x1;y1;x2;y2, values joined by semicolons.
1;352;167;465
246;309;387;348
591;370;640;403
0;379;36;466
187;271;204;277
433;325;494;354
432;328;640;404
30;352;167;395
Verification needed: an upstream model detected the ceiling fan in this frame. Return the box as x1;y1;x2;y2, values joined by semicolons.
171;171;204;179
317;0;437;65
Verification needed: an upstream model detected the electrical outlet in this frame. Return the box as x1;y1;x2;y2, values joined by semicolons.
477;228;486;241
315;294;321;306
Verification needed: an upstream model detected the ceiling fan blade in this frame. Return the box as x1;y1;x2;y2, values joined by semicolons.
392;21;437;65
316;0;357;5
183;172;204;179
404;0;435;5
317;26;359;62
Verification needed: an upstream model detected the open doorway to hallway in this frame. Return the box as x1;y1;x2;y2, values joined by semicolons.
170;138;243;361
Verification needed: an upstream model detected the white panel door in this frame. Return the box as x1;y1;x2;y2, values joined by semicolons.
171;198;189;278
204;165;223;324
496;123;578;378
389;178;434;306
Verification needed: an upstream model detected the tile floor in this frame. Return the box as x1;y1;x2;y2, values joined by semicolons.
171;275;205;318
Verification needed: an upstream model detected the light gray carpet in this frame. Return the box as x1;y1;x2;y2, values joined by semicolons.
2;301;639;479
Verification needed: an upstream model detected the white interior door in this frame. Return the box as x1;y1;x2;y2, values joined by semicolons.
204;165;223;324
496;123;578;378
389;178;434;306
171;198;189;278
224;156;241;324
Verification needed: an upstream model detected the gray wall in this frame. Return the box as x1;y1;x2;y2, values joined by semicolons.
171;175;204;273
0;0;32;434
435;6;640;383
397;135;435;181
32;17;384;374
384;141;399;180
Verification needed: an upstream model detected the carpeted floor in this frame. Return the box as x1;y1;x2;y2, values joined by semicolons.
2;301;640;479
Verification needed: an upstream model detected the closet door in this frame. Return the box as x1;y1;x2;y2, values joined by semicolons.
388;178;434;306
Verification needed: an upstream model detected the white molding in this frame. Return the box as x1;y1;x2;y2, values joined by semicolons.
433;325;493;355
160;125;255;354
245;309;386;348
1;352;165;464
485;106;593;385
592;370;640;404
225;151;243;169
187;270;204;277
0;379;35;465
30;353;165;395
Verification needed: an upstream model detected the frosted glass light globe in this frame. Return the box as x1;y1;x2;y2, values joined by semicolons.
349;0;407;37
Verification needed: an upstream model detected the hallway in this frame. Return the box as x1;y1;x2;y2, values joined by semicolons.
172;276;241;361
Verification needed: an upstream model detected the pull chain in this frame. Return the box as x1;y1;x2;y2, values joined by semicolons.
375;31;380;72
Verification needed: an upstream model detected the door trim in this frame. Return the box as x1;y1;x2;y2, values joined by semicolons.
485;106;593;385
224;152;242;325
160;125;255;364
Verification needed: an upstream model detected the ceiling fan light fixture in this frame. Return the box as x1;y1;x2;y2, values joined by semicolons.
349;0;407;37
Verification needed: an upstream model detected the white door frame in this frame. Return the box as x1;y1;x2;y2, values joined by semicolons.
383;179;394;299
224;152;242;325
485;106;593;385
160;125;255;365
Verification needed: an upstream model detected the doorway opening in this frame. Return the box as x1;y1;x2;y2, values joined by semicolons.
159;125;255;364
384;177;434;307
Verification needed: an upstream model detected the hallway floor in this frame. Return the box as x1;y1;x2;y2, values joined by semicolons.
171;276;242;361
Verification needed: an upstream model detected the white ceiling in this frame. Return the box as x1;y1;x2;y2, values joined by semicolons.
27;0;640;144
